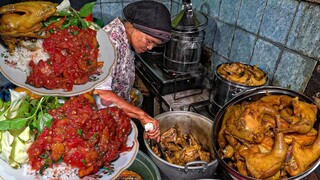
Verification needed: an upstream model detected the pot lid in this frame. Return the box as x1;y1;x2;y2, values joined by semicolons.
171;0;208;32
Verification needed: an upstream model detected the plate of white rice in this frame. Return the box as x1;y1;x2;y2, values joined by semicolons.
0;121;139;180
0;28;115;97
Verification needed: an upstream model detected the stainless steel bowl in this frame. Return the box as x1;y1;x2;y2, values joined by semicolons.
212;86;320;180
144;111;218;180
209;62;268;116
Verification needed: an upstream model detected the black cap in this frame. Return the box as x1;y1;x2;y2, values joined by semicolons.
123;0;172;42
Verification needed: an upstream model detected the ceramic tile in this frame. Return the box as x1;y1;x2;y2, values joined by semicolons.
273;51;317;92
304;61;320;98
101;3;123;25
195;0;210;16
205;0;221;18
192;0;220;18
259;0;298;44
92;3;102;20
287;2;320;59
210;52;229;74
213;21;235;59
171;1;182;17
191;0;202;11
204;17;218;49
122;2;129;7
251;39;281;80
237;0;266;34
219;0;241;24
162;1;171;12
229;29;256;64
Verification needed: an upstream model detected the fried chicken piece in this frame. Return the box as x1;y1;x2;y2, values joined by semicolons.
279;97;317;134
225;101;278;143
284;128;317;146
244;131;288;179
161;126;178;144
280;107;300;124
218;104;242;149
285;125;320;176
260;95;293;109
0;1;57;54
217;62;267;86
117;170;143;180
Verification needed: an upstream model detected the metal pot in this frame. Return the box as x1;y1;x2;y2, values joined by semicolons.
212;86;320;180
164;5;208;73
209;63;268;116
164;30;205;73
143;111;218;180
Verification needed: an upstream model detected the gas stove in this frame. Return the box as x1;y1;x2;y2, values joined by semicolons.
135;52;204;96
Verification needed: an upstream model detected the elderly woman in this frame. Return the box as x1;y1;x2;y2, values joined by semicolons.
94;0;172;142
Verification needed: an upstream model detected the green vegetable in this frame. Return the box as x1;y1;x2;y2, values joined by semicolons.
0;127;33;168
0;90;65;168
43;1;96;30
0;90;27;120
78;2;95;18
0;97;45;131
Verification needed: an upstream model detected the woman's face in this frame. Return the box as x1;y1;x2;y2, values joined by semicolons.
130;28;163;53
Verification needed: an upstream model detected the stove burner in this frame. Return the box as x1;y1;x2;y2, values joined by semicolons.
135;52;205;96
138;52;202;76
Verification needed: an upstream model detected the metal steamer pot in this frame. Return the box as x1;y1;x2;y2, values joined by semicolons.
164;28;205;73
143;111;218;180
209;63;268;116
212;86;320;180
164;8;208;73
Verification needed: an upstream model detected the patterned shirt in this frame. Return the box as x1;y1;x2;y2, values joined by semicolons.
95;18;135;101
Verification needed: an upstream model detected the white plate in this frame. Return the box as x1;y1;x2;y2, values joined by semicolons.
0;28;115;97
0;121;139;180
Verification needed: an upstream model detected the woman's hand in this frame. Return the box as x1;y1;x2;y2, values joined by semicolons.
139;113;160;142
93;89;161;142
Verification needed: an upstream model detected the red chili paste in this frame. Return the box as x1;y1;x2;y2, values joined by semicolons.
27;96;133;177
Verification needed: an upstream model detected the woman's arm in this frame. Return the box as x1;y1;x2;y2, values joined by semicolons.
93;89;160;142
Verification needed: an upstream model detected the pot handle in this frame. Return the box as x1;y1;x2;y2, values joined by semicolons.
169;102;188;111
184;160;208;173
183;41;200;50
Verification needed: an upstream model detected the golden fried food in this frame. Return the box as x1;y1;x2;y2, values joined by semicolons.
278;97;318;134
285;125;320;176
117;170;143;180
217;62;267;86
152;125;212;166
130;89;139;105
244;132;288;179
218;94;319;179
284;128;317;146
224;100;278;143
0;1;57;54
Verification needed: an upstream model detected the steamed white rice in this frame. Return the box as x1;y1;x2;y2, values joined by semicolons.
5;40;49;75
22;162;79;179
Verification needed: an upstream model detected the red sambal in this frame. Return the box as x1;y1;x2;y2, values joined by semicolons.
27;96;133;177
26;25;100;91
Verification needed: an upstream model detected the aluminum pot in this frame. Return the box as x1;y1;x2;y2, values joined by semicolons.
212;86;320;180
143;111;218;180
209;63;268;116
163;30;205;73
163;10;207;73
